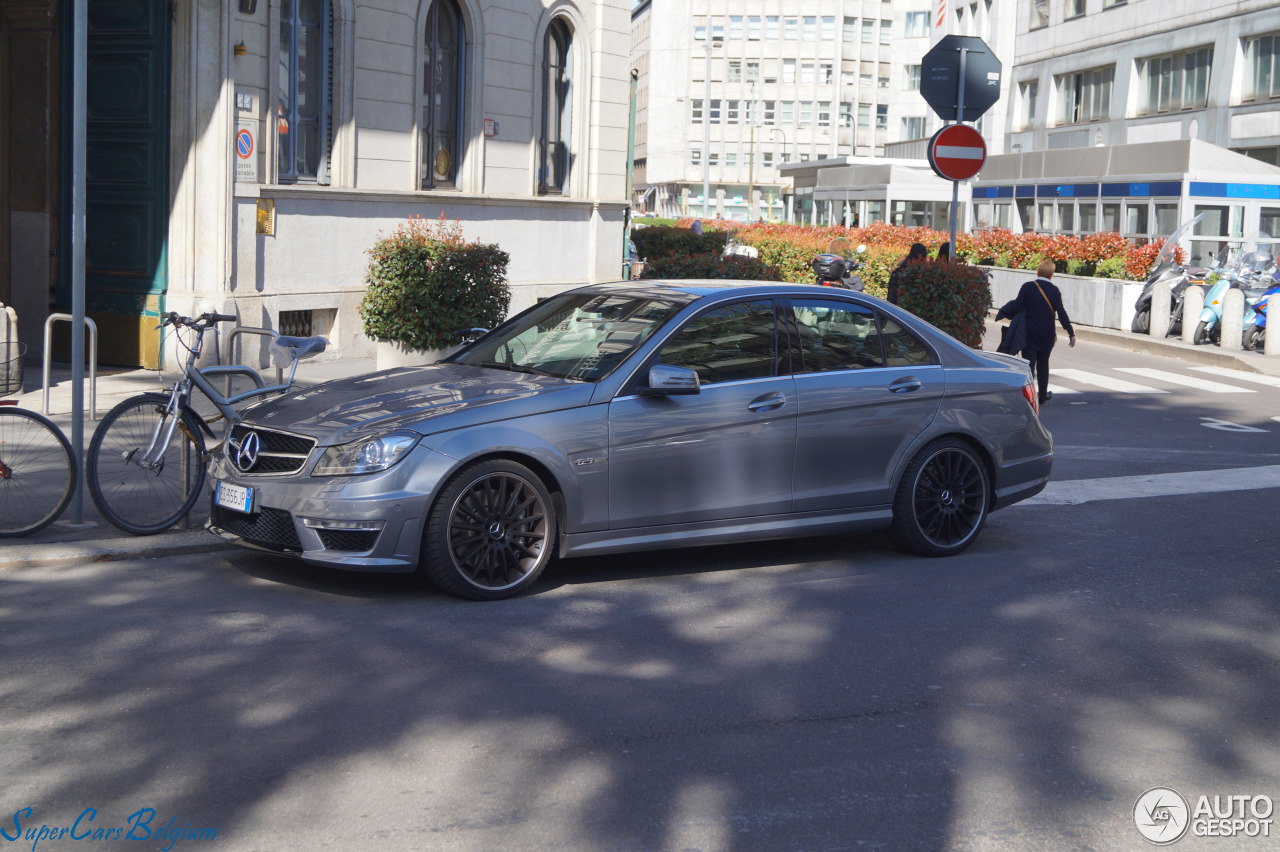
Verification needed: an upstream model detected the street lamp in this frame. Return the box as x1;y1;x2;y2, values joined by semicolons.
702;35;722;219
769;127;787;165
769;128;787;222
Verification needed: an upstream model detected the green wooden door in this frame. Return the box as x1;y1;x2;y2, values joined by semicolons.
63;0;170;367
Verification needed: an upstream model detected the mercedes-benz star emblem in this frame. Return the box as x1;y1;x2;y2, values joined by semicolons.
235;431;261;472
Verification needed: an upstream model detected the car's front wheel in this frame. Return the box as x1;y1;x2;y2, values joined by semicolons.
423;459;556;600
890;439;990;557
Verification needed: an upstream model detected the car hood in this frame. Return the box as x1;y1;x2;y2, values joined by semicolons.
240;363;595;446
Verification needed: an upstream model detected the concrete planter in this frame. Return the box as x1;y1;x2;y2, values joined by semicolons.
983;266;1143;332
375;340;458;370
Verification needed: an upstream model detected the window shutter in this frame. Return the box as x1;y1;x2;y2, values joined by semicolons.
318;0;334;185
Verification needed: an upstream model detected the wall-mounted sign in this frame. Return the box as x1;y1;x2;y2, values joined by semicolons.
484;118;498;138
235;119;258;182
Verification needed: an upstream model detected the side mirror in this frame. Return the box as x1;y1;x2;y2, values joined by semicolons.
641;364;700;396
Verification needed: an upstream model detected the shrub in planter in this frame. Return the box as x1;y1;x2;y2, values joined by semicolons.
359;216;510;352
639;252;782;280
1095;256;1130;280
893;260;992;348
631;225;729;261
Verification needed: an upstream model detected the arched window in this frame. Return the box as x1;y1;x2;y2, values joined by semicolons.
422;0;464;189
277;0;332;183
540;18;572;195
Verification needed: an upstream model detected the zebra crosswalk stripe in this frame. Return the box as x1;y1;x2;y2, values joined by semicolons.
1044;383;1081;395
1115;367;1255;393
1189;366;1280;389
1051;369;1169;393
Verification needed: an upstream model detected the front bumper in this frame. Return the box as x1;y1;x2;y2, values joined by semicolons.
206;445;457;573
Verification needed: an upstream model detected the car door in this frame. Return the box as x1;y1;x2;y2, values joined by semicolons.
787;298;944;511
608;299;797;529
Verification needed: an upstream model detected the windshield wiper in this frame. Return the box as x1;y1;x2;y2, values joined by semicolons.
478;361;564;379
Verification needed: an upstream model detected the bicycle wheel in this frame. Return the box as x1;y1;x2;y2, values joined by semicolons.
87;394;208;535
0;407;77;537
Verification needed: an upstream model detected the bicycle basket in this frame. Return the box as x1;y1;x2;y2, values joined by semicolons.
0;341;25;397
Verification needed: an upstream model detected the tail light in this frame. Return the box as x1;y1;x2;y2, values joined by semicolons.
1022;382;1039;416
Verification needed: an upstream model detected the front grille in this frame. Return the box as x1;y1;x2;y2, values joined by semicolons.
212;504;302;551
227;424;316;475
316;529;381;552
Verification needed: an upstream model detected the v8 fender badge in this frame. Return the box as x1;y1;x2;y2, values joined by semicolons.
574;457;605;467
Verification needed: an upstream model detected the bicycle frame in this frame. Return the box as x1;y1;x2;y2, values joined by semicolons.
136;320;305;470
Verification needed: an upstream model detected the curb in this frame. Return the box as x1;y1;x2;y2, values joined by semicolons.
0;529;235;571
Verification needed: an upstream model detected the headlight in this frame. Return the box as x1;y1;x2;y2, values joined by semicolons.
312;431;420;476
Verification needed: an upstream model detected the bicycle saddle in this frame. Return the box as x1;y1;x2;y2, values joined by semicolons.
272;336;328;361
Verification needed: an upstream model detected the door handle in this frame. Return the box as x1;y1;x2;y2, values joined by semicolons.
889;377;922;393
748;393;786;412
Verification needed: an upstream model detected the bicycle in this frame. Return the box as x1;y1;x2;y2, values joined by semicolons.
0;400;78;537
85;312;327;535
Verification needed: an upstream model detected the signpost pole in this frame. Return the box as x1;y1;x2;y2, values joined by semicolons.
946;47;968;259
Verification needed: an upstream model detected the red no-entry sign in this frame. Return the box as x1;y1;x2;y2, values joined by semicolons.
927;124;987;181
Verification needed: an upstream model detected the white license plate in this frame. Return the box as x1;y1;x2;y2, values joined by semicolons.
215;481;254;514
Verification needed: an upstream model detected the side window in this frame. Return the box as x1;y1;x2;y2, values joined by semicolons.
422;0;465;189
277;0;332;183
789;299;884;372
878;315;934;367
659;301;777;385
540;18;572;194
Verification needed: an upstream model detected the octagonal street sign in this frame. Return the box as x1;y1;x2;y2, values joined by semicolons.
920;35;1002;122
927;124;987;181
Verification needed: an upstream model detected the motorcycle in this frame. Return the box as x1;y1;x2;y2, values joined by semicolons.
812;244;867;291
1242;271;1280;351
1131;215;1205;336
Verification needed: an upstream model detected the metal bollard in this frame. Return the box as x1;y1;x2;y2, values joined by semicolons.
1150;281;1171;338
1182;286;1204;344
1220;288;1245;351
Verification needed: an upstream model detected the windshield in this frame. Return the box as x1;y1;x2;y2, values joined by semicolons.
1151;214;1205;275
451;291;689;382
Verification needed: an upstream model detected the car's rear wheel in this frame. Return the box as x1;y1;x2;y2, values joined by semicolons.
890;439;990;557
423;459;555;600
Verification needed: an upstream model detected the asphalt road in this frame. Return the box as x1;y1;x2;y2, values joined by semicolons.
3;340;1280;852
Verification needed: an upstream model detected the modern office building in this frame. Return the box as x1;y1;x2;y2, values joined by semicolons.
631;0;938;222
769;0;1280;255
1;0;631;368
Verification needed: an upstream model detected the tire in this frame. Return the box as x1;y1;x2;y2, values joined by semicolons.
1131;308;1150;334
0;407;77;537
87;394;207;535
422;459;555;600
1193;320;1210;345
1244;324;1263;351
890;439;990;558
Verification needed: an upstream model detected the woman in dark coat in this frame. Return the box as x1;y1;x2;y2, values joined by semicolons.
1010;259;1077;404
886;242;928;305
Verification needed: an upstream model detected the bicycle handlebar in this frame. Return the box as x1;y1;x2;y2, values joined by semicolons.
157;311;238;330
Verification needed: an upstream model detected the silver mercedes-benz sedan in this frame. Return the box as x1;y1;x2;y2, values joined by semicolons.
208;281;1052;600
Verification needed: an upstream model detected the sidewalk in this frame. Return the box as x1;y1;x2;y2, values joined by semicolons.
3;325;1279;570
0;355;375;569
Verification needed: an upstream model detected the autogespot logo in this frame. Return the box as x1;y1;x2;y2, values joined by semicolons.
1135;787;1191;845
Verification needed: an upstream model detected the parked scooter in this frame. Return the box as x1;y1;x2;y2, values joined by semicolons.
1242;271;1280;351
811;244;867;291
1195;246;1275;344
1131;215;1204;336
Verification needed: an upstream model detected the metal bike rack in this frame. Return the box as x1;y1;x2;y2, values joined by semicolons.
225;325;282;389
42;313;98;419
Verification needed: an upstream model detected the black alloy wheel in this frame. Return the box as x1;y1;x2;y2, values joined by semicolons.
891;439;990;557
423;459;555;600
